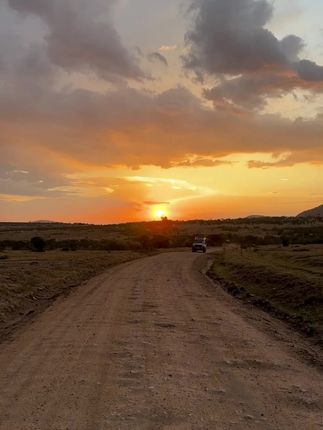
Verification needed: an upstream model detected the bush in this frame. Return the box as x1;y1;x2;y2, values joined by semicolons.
150;235;170;249
139;235;151;249
31;236;46;252
207;234;225;247
104;239;127;251
12;241;27;251
282;237;290;247
170;235;191;248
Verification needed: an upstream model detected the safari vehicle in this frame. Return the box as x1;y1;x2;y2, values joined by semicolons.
192;236;207;253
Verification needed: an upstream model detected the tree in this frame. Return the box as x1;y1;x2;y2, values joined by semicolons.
30;236;46;252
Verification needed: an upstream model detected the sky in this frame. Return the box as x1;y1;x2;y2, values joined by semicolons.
0;0;323;223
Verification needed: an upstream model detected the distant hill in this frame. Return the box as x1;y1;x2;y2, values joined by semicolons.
246;215;266;219
297;205;323;218
31;220;57;224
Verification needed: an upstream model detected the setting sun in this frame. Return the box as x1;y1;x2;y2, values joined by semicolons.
154;208;168;220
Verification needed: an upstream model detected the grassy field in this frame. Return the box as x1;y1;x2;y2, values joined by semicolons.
1;217;323;250
209;245;323;340
1;219;323;343
0;249;148;338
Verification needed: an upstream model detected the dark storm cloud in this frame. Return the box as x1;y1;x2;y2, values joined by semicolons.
294;60;323;82
183;0;323;109
204;74;323;111
183;0;283;75
8;0;144;81
280;35;304;63
0;16;54;88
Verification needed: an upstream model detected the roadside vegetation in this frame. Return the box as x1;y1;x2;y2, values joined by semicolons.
208;245;323;342
0;250;148;338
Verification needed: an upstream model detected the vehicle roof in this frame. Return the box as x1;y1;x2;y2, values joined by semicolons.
194;236;206;243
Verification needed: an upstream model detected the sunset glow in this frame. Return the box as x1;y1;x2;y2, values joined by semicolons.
153;208;169;220
0;0;323;223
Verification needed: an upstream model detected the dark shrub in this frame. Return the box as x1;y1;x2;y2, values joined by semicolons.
282;237;290;247
12;241;27;250
104;239;127;251
45;239;57;250
207;234;225;247
139;235;151;249
170;235;191;248
31;236;46;252
150;235;170;249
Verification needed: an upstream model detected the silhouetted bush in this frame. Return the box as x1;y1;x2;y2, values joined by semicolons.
12;241;27;250
31;236;46;252
207;234;225;247
282;237;290;247
104;240;127;251
139;235;151;249
170;235;191;248
150;235;170;249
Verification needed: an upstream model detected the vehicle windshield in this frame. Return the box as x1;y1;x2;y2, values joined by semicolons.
194;237;205;243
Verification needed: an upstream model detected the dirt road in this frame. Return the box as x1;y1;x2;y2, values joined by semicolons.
0;252;322;429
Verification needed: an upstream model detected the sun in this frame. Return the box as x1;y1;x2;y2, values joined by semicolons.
153;207;168;220
156;209;166;218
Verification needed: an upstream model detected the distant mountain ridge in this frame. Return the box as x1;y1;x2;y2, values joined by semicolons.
246;215;266;219
31;220;57;224
297;204;323;218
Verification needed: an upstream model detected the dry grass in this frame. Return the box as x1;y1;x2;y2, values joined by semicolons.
209;245;323;339
0;250;147;335
0;223;129;241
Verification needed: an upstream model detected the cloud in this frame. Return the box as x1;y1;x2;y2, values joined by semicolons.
8;0;144;82
248;160;293;169
144;201;170;206
0;0;322;203
169;156;232;168
125;176;200;190
159;44;177;52
0;143;79;201
184;0;282;76
1;82;323;173
294;60;323;82
125;176;215;204
148;52;168;67
204;74;323;111
0;165;72;199
280;35;304;63
183;0;323;109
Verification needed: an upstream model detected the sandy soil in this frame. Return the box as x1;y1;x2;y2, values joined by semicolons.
0;251;322;429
